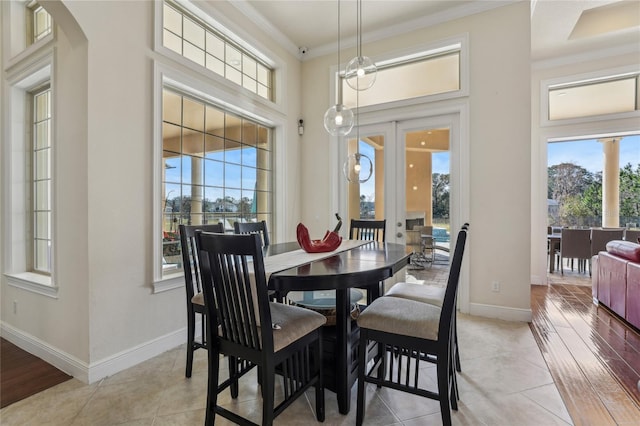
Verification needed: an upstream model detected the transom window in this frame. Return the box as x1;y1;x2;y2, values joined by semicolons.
32;85;52;274
162;1;273;101
548;74;639;121
28;2;52;45
343;48;461;108
161;87;273;274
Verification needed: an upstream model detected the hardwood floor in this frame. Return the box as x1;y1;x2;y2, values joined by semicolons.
530;283;640;425
0;338;72;408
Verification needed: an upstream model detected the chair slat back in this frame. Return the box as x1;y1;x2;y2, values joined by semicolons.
438;227;467;342
196;232;273;353
179;223;224;300
560;228;591;259
349;219;386;243
590;228;624;256
234;220;270;247
624;229;640;244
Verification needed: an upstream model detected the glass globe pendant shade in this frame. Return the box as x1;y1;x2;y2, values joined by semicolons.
343;152;372;183
345;55;377;90
323;104;354;136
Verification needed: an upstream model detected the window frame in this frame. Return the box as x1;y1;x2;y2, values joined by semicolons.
152;64;286;293
159;86;275;276
153;0;285;114
3;50;58;298
540;65;640;127
2;0;54;68
30;84;53;274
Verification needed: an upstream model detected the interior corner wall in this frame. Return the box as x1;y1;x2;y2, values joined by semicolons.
300;2;532;319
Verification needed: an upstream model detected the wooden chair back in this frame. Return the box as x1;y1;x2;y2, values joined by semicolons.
349;219;386;242
233;220;270;247
179;223;224;306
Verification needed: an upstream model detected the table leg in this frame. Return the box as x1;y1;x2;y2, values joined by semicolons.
335;288;351;414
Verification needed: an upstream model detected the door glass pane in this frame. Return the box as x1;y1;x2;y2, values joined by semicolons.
405;127;450;269
346;135;382;223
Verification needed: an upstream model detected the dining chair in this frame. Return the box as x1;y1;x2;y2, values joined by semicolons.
178;222;224;378
349;219;386;243
590;228;624;275
560;228;592;274
355;227;468;426
405;225;434;268
196;232;326;426
386;223;469;374
405;217;424;232
624;229;640;244
234;220;270;247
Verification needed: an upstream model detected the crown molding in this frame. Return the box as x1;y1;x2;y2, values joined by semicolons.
532;42;640;71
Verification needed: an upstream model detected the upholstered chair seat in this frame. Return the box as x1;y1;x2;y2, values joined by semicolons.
357;297;442;341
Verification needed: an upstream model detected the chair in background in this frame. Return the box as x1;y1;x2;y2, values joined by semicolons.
178;222;224;378
560;228;591;274
196;232;326;425
355;227;468;426
406;225;434;267
349;219;386;242
234;220;270;247
405;217;424;232
590;228;625;274
624;229;640;244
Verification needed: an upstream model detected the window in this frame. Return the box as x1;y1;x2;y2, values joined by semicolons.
162;1;273;101
161;87;273;275
343;48;461;108
28;2;52;45
31;86;53;274
549;75;638;121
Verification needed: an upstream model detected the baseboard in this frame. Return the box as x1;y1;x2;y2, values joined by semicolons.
469;303;532;322
1;321;199;384
87;325;190;384
1;322;87;380
530;274;545;285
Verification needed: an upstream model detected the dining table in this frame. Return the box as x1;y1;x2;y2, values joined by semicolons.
262;240;411;415
548;233;561;273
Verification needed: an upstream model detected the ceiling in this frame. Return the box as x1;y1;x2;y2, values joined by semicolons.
226;0;640;62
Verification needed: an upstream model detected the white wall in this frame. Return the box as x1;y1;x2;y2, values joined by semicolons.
1;0;303;382
300;2;533;319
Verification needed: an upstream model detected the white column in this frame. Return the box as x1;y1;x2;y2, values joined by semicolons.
599;138;621;228
191;157;203;225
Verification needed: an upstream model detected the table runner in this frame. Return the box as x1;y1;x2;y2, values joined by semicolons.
263;239;370;280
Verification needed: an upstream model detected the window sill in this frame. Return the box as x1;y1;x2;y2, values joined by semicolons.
153;273;184;294
5;272;58;298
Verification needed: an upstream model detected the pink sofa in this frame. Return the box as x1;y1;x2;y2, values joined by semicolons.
592;240;640;330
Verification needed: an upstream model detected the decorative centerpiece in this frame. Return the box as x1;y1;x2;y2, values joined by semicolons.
296;214;343;253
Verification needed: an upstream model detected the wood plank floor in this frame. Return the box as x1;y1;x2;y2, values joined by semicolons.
0;338;72;408
530;284;640;425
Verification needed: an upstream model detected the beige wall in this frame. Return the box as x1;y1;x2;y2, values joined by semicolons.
301;2;532;316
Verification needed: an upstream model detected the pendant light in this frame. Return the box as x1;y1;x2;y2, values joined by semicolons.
344;0;377;91
342;80;372;183
324;0;354;136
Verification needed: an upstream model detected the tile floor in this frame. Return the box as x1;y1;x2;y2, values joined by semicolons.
0;309;573;425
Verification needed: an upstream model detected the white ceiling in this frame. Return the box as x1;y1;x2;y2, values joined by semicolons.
226;0;640;62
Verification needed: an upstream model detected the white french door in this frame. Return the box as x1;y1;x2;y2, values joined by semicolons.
339;114;460;245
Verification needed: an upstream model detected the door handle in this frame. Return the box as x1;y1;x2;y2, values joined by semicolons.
397;232;403;238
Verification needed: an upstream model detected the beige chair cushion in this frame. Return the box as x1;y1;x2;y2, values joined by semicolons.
269;302;327;352
191;292;204;306
386;282;444;307
357;296;441;341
